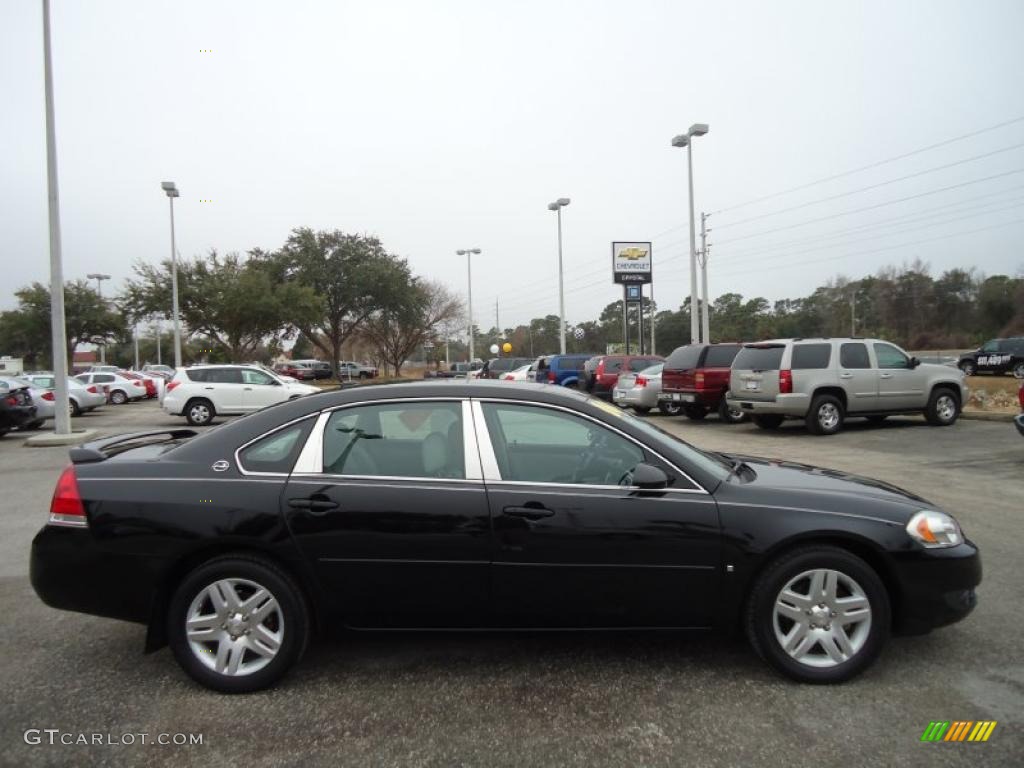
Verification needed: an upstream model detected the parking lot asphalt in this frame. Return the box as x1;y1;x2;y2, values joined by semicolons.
1;399;1022;767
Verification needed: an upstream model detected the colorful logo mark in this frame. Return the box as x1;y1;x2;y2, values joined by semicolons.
920;721;997;742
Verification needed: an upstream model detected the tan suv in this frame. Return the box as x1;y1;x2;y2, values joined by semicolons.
727;338;968;435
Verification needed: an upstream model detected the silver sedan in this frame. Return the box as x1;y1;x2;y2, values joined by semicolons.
612;363;684;416
23;374;107;417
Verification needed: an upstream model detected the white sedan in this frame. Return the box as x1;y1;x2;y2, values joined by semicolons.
501;364;536;382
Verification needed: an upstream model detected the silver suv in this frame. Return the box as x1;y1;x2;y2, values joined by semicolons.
727;338;968;435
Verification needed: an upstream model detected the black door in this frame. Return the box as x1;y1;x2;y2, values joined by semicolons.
476;401;721;628
284;400;491;628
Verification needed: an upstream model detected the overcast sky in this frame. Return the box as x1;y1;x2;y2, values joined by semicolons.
3;0;1023;332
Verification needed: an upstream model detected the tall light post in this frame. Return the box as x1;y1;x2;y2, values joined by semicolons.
86;273;111;362
547;198;571;354
161;181;183;367
671;123;709;343
41;0;71;436
456;248;481;362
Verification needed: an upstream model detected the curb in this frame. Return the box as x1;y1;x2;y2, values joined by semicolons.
960;411;1016;423
24;428;100;447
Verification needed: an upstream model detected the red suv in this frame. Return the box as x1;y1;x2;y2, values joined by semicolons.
659;343;746;422
584;354;663;399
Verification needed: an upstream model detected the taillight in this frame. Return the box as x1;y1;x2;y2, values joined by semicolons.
635;376;648;388
50;465;87;527
695;372;705;388
779;369;793;394
547;370;556;383
42;391;55;401
166;380;181;391
87;385;98;394
4;396;17;406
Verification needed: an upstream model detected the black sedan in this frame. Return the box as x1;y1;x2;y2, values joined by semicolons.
1;382;37;437
31;382;980;692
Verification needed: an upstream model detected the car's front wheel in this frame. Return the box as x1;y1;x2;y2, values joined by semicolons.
718;398;748;424
745;546;890;683
924;388;960;426
185;398;215;426
657;401;683;416
1012;362;1024;379
168;556;309;693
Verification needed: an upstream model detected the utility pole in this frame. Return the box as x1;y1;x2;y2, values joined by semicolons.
850;293;857;336
495;299;500;355
699;212;710;343
650;280;656;355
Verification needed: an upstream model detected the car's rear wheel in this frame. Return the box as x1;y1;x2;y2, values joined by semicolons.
658;401;684;416
359;372;369;379
959;361;976;376
718;398;748;424
185;398;215;426
807;395;844;435
925;388;960;426
69;399;81;417
745;546;890;683
683;405;707;420
168;556;309;693
110;389;127;405
1012;362;1024;379
753;414;785;430
22;420;45;430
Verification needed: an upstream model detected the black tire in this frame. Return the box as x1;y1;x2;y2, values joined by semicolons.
806;394;845;436
633;406;651;415
657;401;684;416
865;415;887;424
683;405;708;420
185;398;215;426
167;555;309;693
1012;362;1024;379
753;414;785;430
110;389;128;405
745;545;890;684
959;361;976;376
359;371;369;379
718;397;748;424
69;399;82;417
924;387;960;426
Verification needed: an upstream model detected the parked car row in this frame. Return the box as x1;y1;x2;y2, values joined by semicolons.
274;360;380;380
0;373;111;436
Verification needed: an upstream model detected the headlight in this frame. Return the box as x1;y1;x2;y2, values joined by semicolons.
906;510;963;548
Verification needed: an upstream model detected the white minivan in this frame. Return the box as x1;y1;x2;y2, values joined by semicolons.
163;365;320;425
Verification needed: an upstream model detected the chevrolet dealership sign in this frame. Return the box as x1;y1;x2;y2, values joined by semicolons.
611;241;652;283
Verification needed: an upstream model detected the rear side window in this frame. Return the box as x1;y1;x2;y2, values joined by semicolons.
208;368;244;384
840;343;870;369
733;346;784;371
603;357;625;373
702;345;740;368
791;344;832;369
95;374;115;383
238;420;313;474
186;369;209;383
665;345;703;370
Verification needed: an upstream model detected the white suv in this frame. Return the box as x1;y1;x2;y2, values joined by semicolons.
163;365;320;425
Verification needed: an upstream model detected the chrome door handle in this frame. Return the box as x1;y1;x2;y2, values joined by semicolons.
243;387;253;391
879;373;894;379
503;505;554;520
204;386;215;390
839;373;853;379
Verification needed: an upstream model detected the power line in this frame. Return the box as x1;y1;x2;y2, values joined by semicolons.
709;114;1024;215
712;141;1024;230
712;168;1024;246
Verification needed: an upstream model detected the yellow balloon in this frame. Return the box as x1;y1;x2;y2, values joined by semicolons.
502;342;512;353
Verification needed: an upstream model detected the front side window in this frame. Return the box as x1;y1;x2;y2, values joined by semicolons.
322;402;465;479
242;369;275;385
481;403;644;486
874;343;910;370
981;340;999;353
238;421;312;474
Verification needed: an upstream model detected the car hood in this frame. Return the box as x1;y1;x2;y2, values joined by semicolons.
283;382;319;395
724;454;934;523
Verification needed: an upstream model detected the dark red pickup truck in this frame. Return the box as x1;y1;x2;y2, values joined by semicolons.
659;343;747;422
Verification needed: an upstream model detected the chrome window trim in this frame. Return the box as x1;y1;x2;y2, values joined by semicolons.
485;481;716;498
469;400;502;480
470;397;709;494
296;397;480;481
288;477;485;492
233;413;318;477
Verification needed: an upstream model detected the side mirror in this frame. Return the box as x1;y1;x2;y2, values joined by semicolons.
909;356;920;368
630;462;669;490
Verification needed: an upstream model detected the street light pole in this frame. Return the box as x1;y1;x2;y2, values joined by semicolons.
161;182;182;367
42;0;71;435
699;214;711;343
672;123;709;344
456;248;481;362
547;198;571;354
87;273;111;363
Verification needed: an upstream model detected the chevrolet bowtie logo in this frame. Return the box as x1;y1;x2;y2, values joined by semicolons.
619;247;648;260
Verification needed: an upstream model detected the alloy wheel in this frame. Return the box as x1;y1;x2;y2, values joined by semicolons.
935;394;956;422
189;403;211;424
817;403;840;430
185;578;283;677
772;568;872;668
